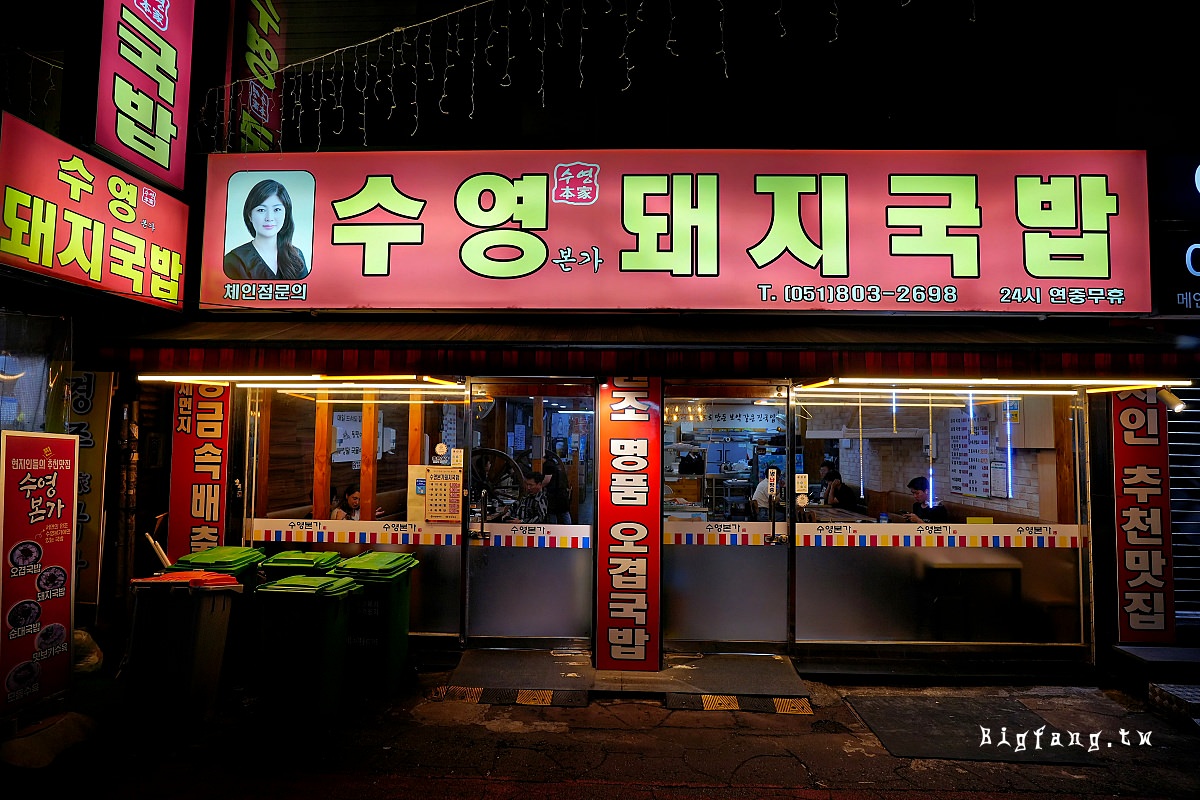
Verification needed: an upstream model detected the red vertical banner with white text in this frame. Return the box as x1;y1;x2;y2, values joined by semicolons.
168;384;231;562
0;432;78;715
1112;389;1176;642
596;377;662;671
233;0;287;152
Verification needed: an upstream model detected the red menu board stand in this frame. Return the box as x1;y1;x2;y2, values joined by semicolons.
0;432;79;717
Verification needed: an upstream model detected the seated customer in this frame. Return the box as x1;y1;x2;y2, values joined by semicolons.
331;483;384;521
503;471;550;523
901;476;950;523
751;476;785;521
824;470;858;509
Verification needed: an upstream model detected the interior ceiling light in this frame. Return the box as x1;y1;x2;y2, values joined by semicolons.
137;373;461;386
798;401;966;408
835;377;1192;388
234;382;464;391
794;386;1077;396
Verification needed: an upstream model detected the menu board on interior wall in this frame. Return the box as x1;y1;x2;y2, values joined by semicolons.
948;410;991;498
424;468;462;523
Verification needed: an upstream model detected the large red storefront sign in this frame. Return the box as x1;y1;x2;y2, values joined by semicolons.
0;432;78;715
167;384;232;561
0;113;189;308
596;377;662;671
95;0;195;189
201;149;1150;312
1112;389;1176;643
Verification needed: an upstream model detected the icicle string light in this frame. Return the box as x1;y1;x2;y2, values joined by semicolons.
716;0;729;78
201;0;883;152
441;15;460;114
410;29;420;134
665;0;678;55
538;0;548;106
578;0;587;88
500;0;513;87
470;8;479;118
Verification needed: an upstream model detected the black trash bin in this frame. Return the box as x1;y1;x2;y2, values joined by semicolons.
123;570;243;718
165;546;267;692
330;551;419;699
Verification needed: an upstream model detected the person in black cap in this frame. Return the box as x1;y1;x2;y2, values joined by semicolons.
901;475;950;523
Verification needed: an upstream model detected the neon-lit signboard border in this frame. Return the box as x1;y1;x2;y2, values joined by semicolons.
95;0;194;190
200;148;1150;313
0;113;189;308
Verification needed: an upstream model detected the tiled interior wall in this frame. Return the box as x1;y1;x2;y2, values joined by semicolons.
803;401;1041;516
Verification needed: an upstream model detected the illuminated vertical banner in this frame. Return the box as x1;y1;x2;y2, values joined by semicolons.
65;372;115;609
234;0;286;152
96;0;195;189
1112;389;1176;642
168;384;231;562
596;377;662;671
0;432;78;715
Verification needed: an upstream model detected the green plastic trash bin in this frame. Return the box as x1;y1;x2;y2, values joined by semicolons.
124;571;243;718
167;546;267;589
331;551;419;698
255;575;362;712
260;549;343;580
166;546;267;691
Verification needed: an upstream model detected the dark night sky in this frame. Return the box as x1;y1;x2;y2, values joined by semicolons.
241;1;1199;153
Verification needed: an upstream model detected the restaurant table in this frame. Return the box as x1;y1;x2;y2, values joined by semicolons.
913;549;1023;641
799;504;876;524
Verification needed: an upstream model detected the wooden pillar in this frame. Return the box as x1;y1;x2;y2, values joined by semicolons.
533;397;545;471
361;391;378;519
408;391;425;466
313;392;333;519
1053;395;1078;524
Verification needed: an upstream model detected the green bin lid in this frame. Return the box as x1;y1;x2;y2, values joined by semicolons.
167;546;267;573
331;551;418;581
257;575;361;596
261;550;343;571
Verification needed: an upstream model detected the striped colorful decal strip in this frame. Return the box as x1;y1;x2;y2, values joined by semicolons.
661;522;1086;548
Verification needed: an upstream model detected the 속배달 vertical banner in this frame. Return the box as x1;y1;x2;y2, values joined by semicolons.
168;384;231;562
0;431;78;715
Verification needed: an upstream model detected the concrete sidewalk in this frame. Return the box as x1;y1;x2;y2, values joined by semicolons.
4;671;1199;799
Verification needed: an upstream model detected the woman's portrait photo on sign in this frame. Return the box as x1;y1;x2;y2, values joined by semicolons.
222;171;315;281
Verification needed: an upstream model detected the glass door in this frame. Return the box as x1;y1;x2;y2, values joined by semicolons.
465;379;596;647
661;381;793;651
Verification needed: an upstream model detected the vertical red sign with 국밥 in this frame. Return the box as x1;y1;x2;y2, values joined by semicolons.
95;0;194;189
0;432;78;715
596;377;662;671
1112;389;1176;642
0;113;189;308
168;384;231;562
